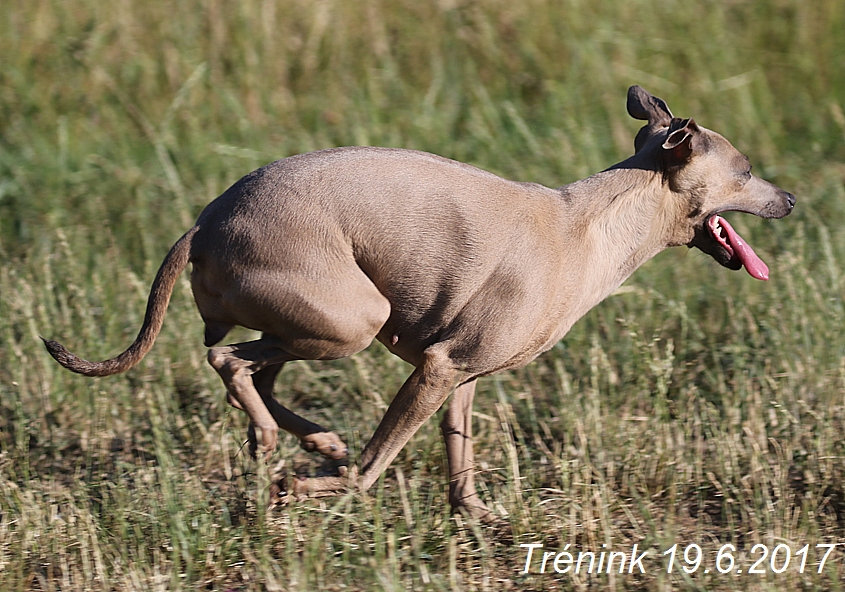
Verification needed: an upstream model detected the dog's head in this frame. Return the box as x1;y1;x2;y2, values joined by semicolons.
626;85;795;280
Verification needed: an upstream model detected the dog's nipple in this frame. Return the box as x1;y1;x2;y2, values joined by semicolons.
391;334;400;345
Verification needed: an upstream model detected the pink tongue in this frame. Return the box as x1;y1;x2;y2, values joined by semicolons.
714;216;769;281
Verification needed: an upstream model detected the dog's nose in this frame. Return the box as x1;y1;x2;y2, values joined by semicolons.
783;191;796;210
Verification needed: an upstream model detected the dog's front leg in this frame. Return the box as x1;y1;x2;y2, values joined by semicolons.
358;346;462;491
439;380;498;523
289;345;461;497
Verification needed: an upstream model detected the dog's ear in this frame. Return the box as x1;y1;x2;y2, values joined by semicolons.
662;118;701;166
627;86;673;126
628;86;675;153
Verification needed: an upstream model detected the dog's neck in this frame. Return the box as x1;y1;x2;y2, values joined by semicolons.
550;164;677;329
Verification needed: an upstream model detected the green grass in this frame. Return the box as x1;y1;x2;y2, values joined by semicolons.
2;0;845;589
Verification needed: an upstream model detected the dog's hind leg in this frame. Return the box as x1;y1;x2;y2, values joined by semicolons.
208;337;350;462
208;339;287;461
252;363;348;460
440;379;497;523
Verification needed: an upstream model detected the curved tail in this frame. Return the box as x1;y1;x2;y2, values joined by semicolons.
42;227;199;377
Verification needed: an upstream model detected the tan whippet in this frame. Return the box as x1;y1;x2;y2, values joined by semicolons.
44;86;795;522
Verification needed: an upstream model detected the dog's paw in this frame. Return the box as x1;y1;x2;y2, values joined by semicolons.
300;431;348;460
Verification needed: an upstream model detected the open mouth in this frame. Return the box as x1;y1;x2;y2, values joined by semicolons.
707;215;769;281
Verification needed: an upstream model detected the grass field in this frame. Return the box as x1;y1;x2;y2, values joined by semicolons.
2;0;845;589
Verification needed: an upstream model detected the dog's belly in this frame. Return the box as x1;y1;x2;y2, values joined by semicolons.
372;270;567;374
